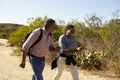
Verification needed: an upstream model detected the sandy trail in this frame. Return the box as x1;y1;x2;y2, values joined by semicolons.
0;39;119;80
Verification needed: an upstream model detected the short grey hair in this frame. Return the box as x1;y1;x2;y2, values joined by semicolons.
44;18;55;28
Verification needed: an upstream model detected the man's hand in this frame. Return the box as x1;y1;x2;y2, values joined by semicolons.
20;62;26;68
49;46;60;52
55;46;60;52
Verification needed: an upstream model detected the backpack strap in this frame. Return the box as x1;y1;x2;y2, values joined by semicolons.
29;29;43;49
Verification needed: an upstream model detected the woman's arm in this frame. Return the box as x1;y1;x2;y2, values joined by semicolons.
61;46;84;54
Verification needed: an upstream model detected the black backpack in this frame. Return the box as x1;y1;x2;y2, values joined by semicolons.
21;28;43;54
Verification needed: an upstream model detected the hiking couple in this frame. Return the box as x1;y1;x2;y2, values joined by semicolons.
20;18;83;80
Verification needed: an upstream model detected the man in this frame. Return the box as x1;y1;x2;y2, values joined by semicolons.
20;18;59;80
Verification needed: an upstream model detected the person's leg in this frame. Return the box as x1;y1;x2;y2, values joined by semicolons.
30;56;45;80
68;64;79;80
54;57;66;80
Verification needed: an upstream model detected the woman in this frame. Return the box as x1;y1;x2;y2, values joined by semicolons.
53;25;83;80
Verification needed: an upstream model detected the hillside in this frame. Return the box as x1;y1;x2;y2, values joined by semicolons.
0;23;24;38
0;23;24;27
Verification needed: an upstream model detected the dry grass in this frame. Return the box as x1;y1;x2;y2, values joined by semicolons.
0;39;119;80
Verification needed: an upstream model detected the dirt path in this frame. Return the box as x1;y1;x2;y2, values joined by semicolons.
0;39;119;80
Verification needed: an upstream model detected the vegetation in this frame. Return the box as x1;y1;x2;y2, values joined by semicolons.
0;23;23;39
1;10;120;76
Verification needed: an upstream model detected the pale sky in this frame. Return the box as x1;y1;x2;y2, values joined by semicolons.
0;0;120;25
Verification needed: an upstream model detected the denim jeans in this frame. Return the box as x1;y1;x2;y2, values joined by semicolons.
29;56;45;80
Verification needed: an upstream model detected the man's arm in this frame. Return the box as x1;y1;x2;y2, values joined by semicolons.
20;51;27;68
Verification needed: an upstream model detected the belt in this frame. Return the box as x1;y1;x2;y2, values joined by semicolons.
29;54;45;59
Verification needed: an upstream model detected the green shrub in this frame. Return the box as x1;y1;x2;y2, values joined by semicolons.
75;50;103;70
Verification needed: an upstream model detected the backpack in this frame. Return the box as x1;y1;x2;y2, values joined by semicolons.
21;28;43;54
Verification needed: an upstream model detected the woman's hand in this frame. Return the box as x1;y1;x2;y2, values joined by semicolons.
77;46;85;52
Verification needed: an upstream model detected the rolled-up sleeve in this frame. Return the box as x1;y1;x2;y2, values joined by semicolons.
49;36;54;48
22;29;40;53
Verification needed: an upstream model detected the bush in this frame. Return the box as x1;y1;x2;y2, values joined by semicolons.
75;50;102;70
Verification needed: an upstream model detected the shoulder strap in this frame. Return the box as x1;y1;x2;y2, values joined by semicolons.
29;29;43;49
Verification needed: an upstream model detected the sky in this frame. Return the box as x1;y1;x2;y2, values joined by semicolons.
0;0;120;25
